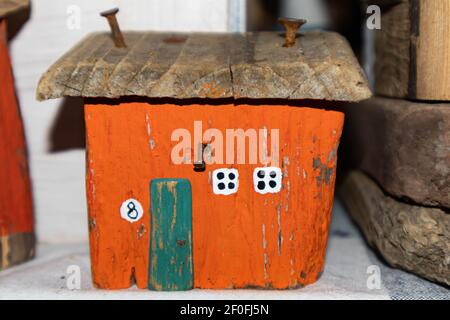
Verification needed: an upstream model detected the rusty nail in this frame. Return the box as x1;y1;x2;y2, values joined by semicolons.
193;143;208;172
100;8;127;48
278;17;307;47
193;163;206;172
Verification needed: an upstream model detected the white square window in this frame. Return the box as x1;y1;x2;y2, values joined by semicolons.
212;168;239;195
253;167;282;194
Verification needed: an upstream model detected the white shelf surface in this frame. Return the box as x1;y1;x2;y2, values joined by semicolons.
0;200;448;300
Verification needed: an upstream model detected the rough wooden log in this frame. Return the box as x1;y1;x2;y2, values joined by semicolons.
340;171;450;286
374;0;450;101
343;97;450;208
36;31;371;102
0;0;28;18
0;18;34;270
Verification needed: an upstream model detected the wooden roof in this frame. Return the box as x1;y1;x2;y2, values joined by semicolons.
0;0;29;19
37;31;372;102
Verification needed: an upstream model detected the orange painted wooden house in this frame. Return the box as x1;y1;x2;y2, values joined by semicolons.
37;12;371;290
0;0;34;270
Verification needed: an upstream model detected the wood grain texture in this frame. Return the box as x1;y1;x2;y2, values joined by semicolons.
340;171;450;286
375;0;411;98
37;31;371;102
0;0;28;18
0;19;34;269
414;0;450;100
343;97;450;207
85;101;344;289
149;179;193;291
375;0;450;101
0;232;35;269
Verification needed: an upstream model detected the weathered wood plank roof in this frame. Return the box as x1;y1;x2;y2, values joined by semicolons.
37;31;372;102
0;0;29;18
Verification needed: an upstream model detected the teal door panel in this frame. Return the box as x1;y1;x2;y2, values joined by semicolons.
148;178;193;291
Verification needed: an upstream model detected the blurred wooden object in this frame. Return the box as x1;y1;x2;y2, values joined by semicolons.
340;171;450;286
324;0;365;57
343;0;450;287
0;0;29;18
246;0;278;31
343;96;450;207
374;0;450;101
0;14;34;270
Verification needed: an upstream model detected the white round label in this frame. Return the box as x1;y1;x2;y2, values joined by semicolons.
120;198;143;223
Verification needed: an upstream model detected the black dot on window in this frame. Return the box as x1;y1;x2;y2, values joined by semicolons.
217;172;225;180
269;180;277;188
228;182;235;189
257;181;266;190
257;170;265;178
218;183;226;190
270;171;277;178
229;172;236;180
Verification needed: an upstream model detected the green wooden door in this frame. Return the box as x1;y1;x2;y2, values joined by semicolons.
148;178;193;291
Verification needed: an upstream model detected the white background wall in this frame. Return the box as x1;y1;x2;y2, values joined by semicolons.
9;0;245;243
280;0;327;29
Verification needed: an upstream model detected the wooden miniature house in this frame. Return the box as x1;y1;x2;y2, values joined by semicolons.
37;14;371;290
0;0;34;270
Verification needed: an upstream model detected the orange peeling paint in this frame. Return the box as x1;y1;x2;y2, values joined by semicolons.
84;101;344;290
0;20;34;237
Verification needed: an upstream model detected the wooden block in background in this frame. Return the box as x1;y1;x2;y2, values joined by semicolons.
339;171;449;286
342;96;450;208
374;0;450;101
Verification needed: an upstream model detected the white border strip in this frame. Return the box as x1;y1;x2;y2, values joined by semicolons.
228;0;246;32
